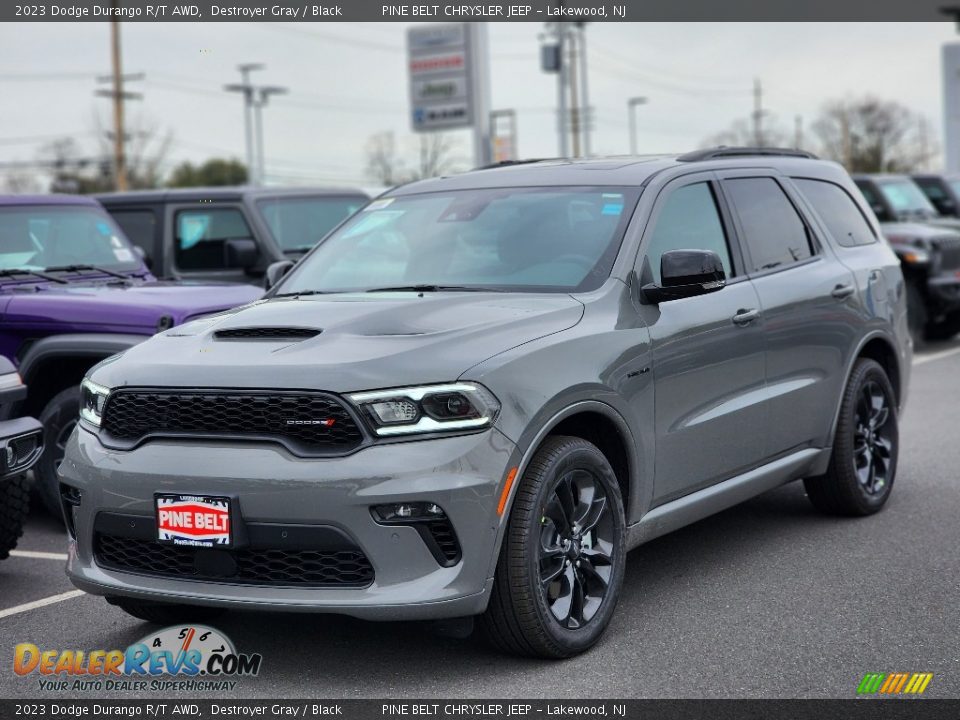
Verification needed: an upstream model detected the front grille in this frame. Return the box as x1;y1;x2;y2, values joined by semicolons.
100;390;364;455
94;534;374;587
215;327;321;341
935;237;960;271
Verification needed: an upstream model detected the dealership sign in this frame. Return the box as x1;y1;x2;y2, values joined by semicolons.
408;23;476;131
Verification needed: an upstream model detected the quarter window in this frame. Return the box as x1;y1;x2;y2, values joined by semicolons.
724;178;815;272
643;182;732;283
793;179;877;247
174;208;252;271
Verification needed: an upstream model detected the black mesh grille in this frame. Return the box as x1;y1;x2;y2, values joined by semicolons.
94;534;374;587
100;390;364;455
215;327;321;340
935;237;960;272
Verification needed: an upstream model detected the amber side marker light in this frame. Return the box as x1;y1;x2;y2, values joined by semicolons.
497;467;519;516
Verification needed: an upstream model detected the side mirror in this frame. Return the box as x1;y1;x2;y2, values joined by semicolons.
264;260;295;290
224;238;259;269
642;249;726;304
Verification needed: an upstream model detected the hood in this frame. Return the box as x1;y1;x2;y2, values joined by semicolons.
1;280;263;334
92;292;585;392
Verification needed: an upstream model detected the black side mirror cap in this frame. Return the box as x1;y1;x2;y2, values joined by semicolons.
642;249;727;304
224;238;259;269
264;260;295;291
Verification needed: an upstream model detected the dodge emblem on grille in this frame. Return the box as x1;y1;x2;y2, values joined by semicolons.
285;419;336;426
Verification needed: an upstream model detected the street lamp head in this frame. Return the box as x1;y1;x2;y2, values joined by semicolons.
238;62;265;73
629;96;648;107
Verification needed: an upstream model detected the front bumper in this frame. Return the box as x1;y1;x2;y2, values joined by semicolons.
60;426;516;620
926;274;960;310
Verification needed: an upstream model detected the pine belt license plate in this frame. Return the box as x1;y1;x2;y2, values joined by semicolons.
155;494;232;547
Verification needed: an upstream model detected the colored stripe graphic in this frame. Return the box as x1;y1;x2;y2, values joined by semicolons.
858;672;932;695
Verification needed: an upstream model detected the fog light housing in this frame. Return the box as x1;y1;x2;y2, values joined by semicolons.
372;502;446;522
371;502;460;566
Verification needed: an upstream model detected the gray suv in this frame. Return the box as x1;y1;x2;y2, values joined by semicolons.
62;148;910;658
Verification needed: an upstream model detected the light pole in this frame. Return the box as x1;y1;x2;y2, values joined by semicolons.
253;86;287;186
224;63;264;185
628;96;647;155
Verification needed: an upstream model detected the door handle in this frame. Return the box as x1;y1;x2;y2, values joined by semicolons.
831;283;856;300
732;308;760;326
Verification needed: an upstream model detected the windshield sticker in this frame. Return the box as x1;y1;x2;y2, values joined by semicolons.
113;248;134;263
96;221;112;236
602;203;624;216
363;198;395;212
342;210;404;238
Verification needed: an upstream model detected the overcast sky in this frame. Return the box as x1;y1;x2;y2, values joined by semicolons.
1;21;958;188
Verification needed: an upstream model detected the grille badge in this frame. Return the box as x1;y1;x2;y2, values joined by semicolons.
285;419;336;426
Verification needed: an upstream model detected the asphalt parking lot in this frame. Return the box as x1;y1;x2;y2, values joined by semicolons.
2;341;959;700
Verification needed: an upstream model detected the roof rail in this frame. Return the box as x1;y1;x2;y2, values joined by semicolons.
678;146;818;162
472;158;557;171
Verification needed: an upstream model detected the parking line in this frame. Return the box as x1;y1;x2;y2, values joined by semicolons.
0;590;84;620
9;550;68;561
914;346;960;366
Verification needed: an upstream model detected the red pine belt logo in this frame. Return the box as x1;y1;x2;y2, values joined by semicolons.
157;496;230;546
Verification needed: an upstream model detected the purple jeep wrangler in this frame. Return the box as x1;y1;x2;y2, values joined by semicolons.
0;194;262;517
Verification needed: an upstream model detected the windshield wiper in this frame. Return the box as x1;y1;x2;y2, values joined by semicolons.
271;289;331;298
0;268;68;284
45;264;132;280
365;284;502;293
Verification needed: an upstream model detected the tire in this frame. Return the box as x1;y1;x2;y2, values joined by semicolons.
107;597;227;625
906;282;927;348
479;436;626;658
804;359;898;516
0;475;31;560
35;386;80;520
925;311;960;342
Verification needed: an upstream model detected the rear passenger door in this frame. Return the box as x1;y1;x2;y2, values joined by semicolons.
719;172;861;459
637;172;768;505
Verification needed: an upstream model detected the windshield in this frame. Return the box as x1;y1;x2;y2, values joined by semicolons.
0;205;142;273
878;180;938;217
949;180;960;201
256;195;366;252
276;187;639;295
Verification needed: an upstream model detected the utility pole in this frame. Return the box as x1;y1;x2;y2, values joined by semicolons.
252;86;287;185
94;14;142;191
628;97;648;155
557;23;569;157
752;78;764;146
568;29;581;158
794;115;804;150
225;63;264;185
576;22;591;157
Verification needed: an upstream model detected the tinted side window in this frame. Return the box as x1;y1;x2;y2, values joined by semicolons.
175;207;252;271
793;179;877;247
109;209;156;258
724;178;814;272
644;182;732;283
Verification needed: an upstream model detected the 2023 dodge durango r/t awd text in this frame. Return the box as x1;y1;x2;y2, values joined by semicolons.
61;149;911;658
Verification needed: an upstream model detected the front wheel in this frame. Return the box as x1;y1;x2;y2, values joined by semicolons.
804;358;898;516
35;386;80;520
480;436;626;658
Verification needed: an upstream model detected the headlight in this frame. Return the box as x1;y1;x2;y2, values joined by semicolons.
348;382;500;437
79;378;111;427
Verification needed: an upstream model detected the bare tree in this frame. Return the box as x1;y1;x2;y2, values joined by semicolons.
92;112;173;189
701;115;790;150
365;131;403;186
411;132;459;180
812;96;938;173
1;167;41;194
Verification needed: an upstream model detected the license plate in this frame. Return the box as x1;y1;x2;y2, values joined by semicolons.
155;494;232;547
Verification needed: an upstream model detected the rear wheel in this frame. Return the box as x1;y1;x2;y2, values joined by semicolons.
480;436;626;658
107;597;227;625
35;386;79;520
0;475;31;560
804;359;898;516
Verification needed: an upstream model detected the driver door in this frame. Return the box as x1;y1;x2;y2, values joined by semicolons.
635;172;768;506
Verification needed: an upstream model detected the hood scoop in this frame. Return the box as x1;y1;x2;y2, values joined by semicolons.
214;326;321;341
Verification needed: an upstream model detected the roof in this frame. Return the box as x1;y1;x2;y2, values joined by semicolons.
95;185;369;205
0;194;99;207
392;152;841;195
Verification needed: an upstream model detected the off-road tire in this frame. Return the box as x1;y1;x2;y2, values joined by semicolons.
0;475;31;559
36;386;80;519
479;436;626;658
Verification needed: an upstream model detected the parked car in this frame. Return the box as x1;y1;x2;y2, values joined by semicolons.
96;187;369;285
63;148;909;658
853;175;960;342
0;357;43;559
0;194;263;518
912;173;960;218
